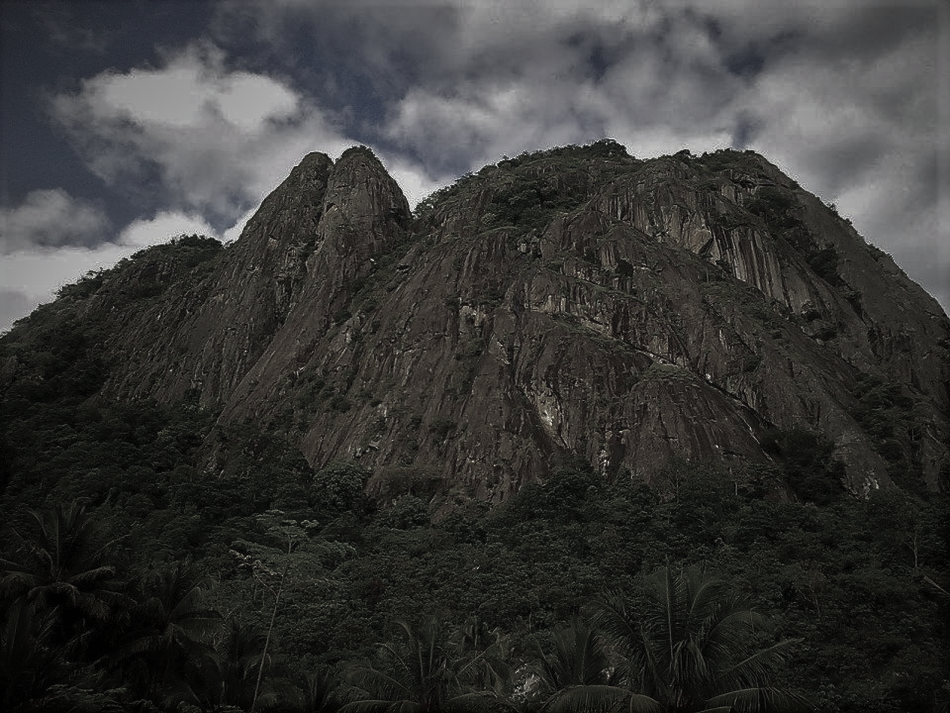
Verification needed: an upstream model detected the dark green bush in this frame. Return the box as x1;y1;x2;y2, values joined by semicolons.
761;427;846;505
312;461;371;513
807;246;842;285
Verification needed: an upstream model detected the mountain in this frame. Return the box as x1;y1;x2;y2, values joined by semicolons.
2;141;949;713
2;141;948;504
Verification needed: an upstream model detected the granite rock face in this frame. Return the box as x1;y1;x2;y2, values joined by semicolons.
9;142;948;502
90;151;336;405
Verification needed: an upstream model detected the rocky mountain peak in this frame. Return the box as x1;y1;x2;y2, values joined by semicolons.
3;142;947;504
311;145;411;281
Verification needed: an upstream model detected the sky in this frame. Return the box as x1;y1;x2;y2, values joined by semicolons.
1;0;947;333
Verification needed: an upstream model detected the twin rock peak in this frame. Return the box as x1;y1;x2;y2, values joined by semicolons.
39;142;950;502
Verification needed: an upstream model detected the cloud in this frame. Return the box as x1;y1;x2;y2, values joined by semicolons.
220;0;751;170
0;189;111;252
92;49;298;131
383;83;582;173
47;42;350;223
0;290;35;335
374;4;748;174
118;211;217;248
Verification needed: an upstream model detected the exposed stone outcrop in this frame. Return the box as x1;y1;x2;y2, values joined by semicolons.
94;151;334;405
218;146;411;423
8;143;947;502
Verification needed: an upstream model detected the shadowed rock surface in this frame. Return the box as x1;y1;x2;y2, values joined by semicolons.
4;141;948;503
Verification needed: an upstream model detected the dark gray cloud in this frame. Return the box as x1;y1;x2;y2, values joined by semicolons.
0;189;111;252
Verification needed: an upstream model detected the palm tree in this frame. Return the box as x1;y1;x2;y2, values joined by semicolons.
109;560;222;703
590;566;811;713
453;617;515;698
0;501;125;653
0;599;68;711
342;616;516;713
535;617;628;713
181;619;279;713
285;668;345;713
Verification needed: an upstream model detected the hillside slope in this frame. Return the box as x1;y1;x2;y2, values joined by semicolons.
2;141;948;502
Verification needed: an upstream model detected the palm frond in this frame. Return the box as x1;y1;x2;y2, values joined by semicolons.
347;664;414;702
592;591;641;661
298;668;344;712
703;686;815;713
543;685;662;713
682;568;729;628
713;638;802;692
538;617;611;692
591;566;812;713
69;565;119;588
620;693;670;713
702;607;770;654
339;698;419;713
0;569;41;598
446;690;520;713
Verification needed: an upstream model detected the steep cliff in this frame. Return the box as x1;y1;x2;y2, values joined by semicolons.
64;151;336;406
3;141;947;503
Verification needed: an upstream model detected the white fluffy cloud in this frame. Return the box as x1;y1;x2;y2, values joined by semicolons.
48;43;349;220
118;211;217;248
94;57;298;131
